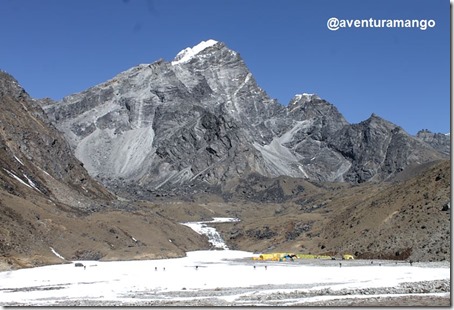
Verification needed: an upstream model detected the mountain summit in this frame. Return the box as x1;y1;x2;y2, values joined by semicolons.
172;39;219;65
41;40;447;199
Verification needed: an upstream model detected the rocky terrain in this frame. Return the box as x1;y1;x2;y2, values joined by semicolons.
416;129;450;156
172;159;449;262
0;71;208;271
0;39;450;271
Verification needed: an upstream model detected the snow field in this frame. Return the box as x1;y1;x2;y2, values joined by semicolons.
0;217;449;305
0;249;449;305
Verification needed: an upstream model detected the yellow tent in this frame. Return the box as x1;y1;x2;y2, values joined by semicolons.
254;253;293;261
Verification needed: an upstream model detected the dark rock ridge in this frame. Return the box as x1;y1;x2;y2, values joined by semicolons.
40;40;448;198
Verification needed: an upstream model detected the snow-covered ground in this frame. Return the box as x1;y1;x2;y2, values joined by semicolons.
0;250;450;306
0;218;450;306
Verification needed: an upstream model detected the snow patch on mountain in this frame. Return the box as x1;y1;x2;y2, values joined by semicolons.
294;93;319;103
23;174;42;193
13;155;24;166
50;247;65;260
172;39;218;65
3;169;33;189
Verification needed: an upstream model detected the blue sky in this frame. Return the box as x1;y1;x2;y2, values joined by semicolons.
0;0;450;135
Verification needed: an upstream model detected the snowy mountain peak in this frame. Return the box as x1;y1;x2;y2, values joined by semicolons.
41;39;449;196
171;39;219;65
291;93;319;105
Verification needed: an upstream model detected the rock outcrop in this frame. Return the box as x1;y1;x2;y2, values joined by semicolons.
416;129;450;156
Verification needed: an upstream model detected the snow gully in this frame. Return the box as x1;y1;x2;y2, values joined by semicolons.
181;217;240;250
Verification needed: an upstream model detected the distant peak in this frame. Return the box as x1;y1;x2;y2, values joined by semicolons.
290;93;320;105
367;113;386;122
363;113;402;131
171;39;219;65
295;93;317;99
368;113;388;122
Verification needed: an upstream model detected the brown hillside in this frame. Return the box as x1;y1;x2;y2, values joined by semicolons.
203;160;450;261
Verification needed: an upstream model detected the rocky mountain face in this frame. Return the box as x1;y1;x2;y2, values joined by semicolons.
41;40;448;199
0;71;208;270
326;115;447;183
416;129;450;156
